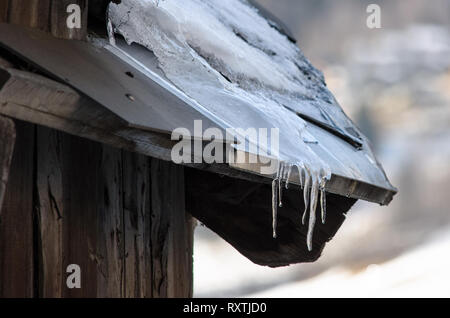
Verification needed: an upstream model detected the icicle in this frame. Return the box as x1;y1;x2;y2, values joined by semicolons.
307;174;319;251
297;163;304;188
320;189;326;224
294;165;300;190
319;171;328;224
285;164;293;189
302;167;311;225
278;163;284;208
275;160;281;181
272;179;278;239
283;163;290;180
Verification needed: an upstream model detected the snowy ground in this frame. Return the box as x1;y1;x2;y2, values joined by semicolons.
194;222;450;298
247;228;450;298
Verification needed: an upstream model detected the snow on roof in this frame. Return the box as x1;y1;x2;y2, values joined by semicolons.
108;0;366;172
108;0;396;250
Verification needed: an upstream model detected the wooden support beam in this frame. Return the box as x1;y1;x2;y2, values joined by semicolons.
123;151;152;298
35;127;126;297
0;0;88;40
1;121;193;298
150;159;193;298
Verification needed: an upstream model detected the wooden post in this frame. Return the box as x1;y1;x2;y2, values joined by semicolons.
0;121;193;298
150;159;194;298
35;128;125;298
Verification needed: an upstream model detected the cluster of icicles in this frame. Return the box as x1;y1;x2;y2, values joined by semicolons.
271;162;329;251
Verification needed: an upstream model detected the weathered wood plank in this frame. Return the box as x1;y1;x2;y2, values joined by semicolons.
35;135;193;297
36;126;64;297
36;128;125;297
54;135;125;298
167;211;194;298
95;145;124;297
123;152;151;298
151;159;193;298
2;120;193;297
0;120;34;297
0;115;15;213
59;134;100;298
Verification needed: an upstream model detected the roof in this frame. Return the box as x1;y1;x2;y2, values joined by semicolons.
0;0;397;265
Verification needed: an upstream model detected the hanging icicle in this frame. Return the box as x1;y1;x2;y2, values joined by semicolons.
320;188;326;224
278;163;284;208
302;166;311;225
285;164;293;189
307;174;319;251
270;160;330;250
272;178;278;239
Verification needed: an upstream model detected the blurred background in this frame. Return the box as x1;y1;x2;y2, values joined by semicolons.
194;0;450;297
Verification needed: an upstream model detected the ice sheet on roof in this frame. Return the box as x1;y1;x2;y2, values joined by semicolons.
108;0;360;137
107;0;393;181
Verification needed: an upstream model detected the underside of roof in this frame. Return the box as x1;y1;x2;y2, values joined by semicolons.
0;0;397;265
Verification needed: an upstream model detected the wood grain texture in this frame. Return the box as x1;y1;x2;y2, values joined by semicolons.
36;126;64;297
36;128;125;298
123;151;152;298
1;120;193;298
151;159;193;298
59;132;101;297
95;144;124;297
0;120;34;298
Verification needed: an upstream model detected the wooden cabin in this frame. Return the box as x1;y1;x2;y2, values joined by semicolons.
0;0;396;298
